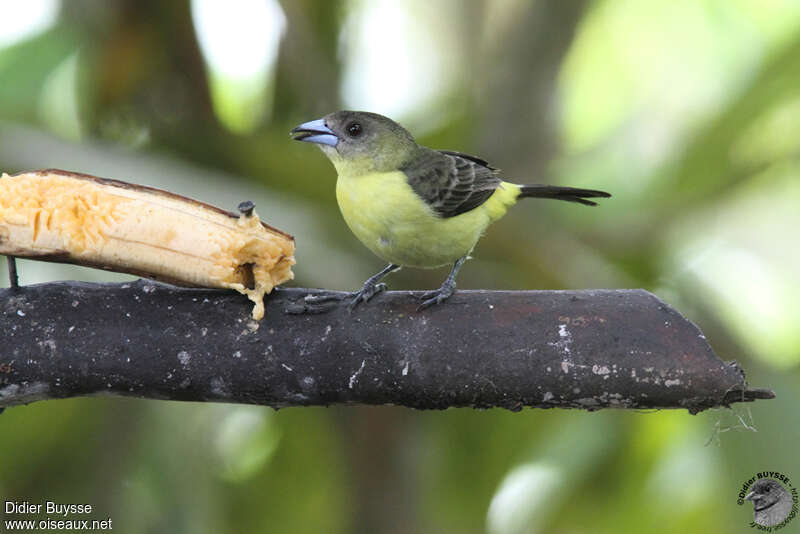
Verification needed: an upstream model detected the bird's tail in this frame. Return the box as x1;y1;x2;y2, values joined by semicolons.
518;185;611;206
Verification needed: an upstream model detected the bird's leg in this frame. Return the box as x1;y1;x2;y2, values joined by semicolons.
7;256;19;289
345;263;401;310
300;264;401;312
417;256;467;311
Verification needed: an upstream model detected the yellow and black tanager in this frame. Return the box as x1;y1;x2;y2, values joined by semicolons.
292;111;610;310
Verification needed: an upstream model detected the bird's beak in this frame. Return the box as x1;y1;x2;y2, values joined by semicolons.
291;118;338;147
744;491;756;501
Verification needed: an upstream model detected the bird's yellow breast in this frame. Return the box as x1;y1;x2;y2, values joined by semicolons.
335;170;520;268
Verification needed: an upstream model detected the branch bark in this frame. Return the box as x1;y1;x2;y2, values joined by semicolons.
0;281;773;412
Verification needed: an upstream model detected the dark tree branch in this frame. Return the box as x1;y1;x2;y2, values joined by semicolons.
0;281;773;412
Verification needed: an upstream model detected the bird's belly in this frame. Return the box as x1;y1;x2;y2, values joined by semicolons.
336;171;490;268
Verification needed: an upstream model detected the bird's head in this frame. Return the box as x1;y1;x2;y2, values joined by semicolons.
745;479;787;511
291;111;417;174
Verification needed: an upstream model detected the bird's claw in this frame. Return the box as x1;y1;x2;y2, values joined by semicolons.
416;284;455;311
417;289;441;301
286;282;388;314
347;282;387;311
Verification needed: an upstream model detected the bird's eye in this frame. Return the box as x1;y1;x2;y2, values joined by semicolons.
765;487;771;492
347;122;362;137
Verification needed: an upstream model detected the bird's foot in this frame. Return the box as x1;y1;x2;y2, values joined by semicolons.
285;282;387;314
347;282;387;311
417;282;456;311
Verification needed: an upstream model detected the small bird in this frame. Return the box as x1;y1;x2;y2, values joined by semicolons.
745;478;793;527
291;111;610;311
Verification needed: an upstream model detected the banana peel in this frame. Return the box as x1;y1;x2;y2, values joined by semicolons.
0;169;295;320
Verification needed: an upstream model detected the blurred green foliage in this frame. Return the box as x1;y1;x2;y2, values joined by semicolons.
1;1;798;533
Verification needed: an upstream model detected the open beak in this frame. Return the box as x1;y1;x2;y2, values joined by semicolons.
744;491;756;501
291;118;338;147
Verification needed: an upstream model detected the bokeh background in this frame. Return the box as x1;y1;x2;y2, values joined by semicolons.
1;1;799;533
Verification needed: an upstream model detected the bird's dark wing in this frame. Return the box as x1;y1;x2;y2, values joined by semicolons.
400;148;502;218
437;150;495;170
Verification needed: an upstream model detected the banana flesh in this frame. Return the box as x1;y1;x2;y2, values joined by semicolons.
0;169;295;319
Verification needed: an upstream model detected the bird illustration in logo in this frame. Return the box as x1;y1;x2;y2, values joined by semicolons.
744;478;793;527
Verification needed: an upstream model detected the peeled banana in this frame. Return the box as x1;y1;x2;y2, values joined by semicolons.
0;169;295;319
